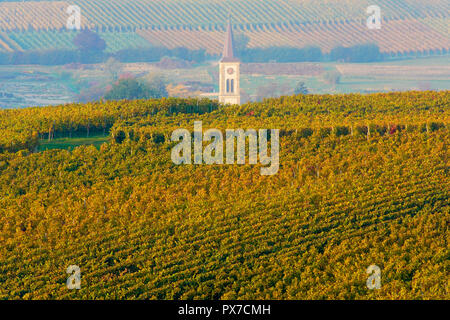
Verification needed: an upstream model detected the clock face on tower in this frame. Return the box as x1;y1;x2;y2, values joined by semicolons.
227;67;234;75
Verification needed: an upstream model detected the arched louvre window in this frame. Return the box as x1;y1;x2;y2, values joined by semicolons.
226;79;230;93
230;79;234;93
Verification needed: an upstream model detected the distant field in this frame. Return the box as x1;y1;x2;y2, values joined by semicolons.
137;17;450;55
336;63;450;79
37;135;109;151
0;0;448;56
1;56;450;108
0;92;448;299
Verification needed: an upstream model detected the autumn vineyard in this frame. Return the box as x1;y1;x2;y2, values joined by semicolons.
0;91;448;299
0;0;449;56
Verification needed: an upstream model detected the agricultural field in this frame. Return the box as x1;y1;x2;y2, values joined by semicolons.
1;55;450;108
0;91;448;299
0;0;448;56
137;17;450;55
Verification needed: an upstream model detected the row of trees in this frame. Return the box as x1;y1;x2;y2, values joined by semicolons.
0;27;385;65
242;44;383;63
231;34;385;63
0;44;384;65
0;29;212;65
0;97;220;153
0;91;447;153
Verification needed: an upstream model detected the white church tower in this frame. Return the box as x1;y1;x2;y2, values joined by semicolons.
218;19;241;105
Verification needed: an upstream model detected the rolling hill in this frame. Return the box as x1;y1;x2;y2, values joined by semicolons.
0;91;448;299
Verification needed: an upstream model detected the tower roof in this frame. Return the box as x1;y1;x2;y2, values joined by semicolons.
221;19;240;63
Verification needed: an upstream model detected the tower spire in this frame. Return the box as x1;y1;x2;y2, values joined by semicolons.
218;15;241;105
221;18;238;62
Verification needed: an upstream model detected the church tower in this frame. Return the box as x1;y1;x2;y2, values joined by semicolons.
219;19;241;105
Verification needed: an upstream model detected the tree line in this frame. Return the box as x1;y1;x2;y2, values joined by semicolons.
0;29;386;65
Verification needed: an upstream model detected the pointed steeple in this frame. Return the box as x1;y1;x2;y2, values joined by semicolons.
221;18;239;62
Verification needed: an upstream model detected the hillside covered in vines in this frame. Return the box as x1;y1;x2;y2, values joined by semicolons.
0;91;448;299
